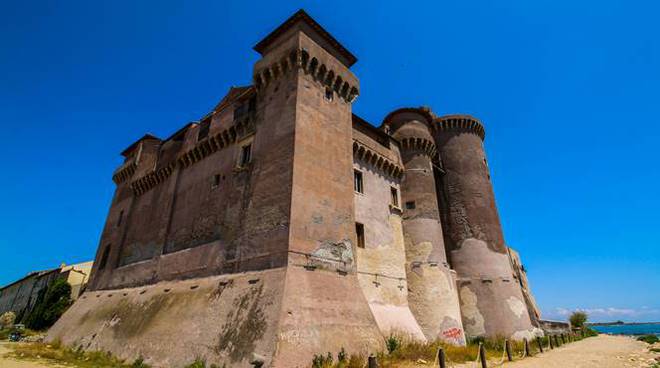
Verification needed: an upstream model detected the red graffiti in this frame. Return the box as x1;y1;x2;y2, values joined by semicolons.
442;327;463;340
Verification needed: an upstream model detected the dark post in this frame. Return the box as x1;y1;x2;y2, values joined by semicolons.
549;335;554;349
437;348;446;368
368;355;377;368
524;338;530;356
479;343;488;368
561;334;565;344
505;339;513;361
536;337;544;353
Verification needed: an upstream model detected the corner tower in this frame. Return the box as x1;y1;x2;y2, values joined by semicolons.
252;10;384;365
384;109;465;344
433;115;537;339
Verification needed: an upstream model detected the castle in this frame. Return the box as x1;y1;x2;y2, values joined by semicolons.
49;10;544;367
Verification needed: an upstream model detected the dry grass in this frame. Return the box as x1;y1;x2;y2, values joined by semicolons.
311;334;589;367
7;341;146;368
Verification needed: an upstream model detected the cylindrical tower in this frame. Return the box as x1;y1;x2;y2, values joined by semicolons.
433;115;537;339
384;108;465;345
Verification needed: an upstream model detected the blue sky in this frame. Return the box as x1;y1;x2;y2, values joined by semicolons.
1;0;658;323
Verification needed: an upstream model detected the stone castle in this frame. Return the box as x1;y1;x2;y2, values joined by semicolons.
49;10;544;367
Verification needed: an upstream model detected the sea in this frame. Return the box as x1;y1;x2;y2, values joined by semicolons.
591;323;660;337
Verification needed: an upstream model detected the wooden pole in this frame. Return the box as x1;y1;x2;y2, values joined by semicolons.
536;337;544;353
549;335;554;349
437;347;446;368
368;355;377;368
524;338;530;356
479;343;488;368
505;339;513;361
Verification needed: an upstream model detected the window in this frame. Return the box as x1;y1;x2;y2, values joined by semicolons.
355;223;365;248
240;143;252;166
212;174;221;188
117;210;124;227
99;246;111;270
405;201;416;209
324;87;333;101
354;170;363;194
390;187;399;207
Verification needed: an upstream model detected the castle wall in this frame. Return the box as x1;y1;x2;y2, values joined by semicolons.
48;270;288;368
353;157;426;340
434;121;538;339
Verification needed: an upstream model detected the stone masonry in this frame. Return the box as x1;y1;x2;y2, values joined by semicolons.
48;10;543;368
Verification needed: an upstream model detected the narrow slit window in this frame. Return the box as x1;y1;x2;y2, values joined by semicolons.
324;87;333;101
117;210;124;227
240;143;252;166
99;245;111;270
355;223;365;249
390;187;399;207
212;174;221;188
354;170;363;194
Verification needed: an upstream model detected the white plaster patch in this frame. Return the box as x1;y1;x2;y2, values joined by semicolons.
459;286;485;336
506;296;526;318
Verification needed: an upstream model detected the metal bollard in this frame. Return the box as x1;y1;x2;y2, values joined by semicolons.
368;354;378;368
536;336;544;353
505;339;513;361
479;343;488;368
437;347;446;368
549;335;554;349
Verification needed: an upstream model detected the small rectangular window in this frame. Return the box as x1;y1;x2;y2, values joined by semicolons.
240;143;252;166
354;170;364;194
212;174;221;188
99;245;111;270
405;201;416;209
355;223;365;248
117;210;124;227
390;187;399;207
324;87;334;101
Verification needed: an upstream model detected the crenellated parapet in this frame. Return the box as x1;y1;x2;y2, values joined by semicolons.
112;160;137;184
398;137;437;161
353;139;404;179
128;114;255;197
433;115;486;141
253;49;359;102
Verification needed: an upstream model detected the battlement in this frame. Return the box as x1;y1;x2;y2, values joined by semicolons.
433;114;486;141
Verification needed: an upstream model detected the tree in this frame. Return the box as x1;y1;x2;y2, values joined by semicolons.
25;278;72;330
569;311;588;328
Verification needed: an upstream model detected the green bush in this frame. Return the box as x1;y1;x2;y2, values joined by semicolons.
25;278;72;330
385;335;400;354
569;311;588;328
637;334;659;344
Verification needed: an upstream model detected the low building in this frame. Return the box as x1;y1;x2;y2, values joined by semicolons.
0;261;93;323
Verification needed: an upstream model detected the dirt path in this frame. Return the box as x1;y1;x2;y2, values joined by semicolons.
499;334;658;368
0;342;69;368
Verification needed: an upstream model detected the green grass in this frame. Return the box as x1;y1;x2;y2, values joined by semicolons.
637;334;659;344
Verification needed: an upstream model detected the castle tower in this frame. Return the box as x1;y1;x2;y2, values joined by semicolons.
384;108;465;344
252;10;384;365
433;115;537;339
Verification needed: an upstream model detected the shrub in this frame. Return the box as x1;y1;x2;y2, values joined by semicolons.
637;334;659;344
569;311;588;328
0;311;16;329
25;278;72;330
385;335;400;354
